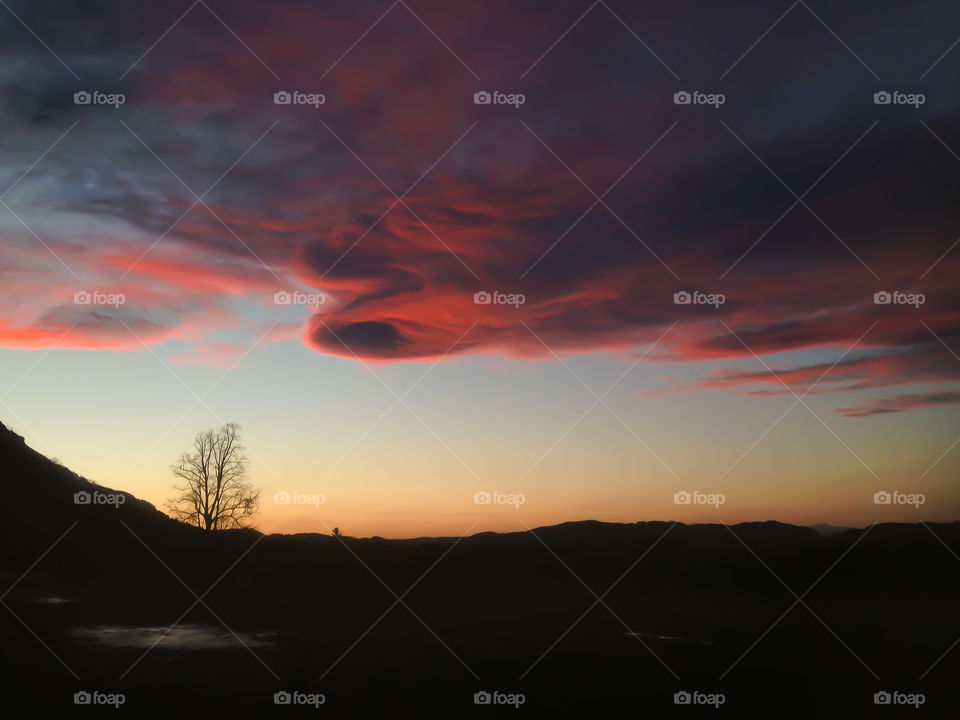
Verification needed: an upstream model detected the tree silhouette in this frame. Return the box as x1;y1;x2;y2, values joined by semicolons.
166;423;260;531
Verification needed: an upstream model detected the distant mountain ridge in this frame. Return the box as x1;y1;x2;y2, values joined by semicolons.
0;419;953;558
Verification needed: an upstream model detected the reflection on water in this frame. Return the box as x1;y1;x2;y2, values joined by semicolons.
627;632;714;645
32;596;75;605
73;624;275;649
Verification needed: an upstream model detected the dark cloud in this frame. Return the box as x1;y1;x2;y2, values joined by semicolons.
311;320;409;357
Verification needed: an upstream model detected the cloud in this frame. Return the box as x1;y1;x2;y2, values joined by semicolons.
1;0;959;413
835;390;960;417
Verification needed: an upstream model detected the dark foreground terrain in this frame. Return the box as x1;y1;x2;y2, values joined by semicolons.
1;423;957;715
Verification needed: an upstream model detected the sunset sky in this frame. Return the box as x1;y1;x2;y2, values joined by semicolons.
1;0;959;537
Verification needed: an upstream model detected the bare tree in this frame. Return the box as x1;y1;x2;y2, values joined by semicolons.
166;423;260;531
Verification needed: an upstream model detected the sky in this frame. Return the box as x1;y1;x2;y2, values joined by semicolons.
1;0;959;537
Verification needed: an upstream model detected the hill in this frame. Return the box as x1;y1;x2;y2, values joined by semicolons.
1;421;958;714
